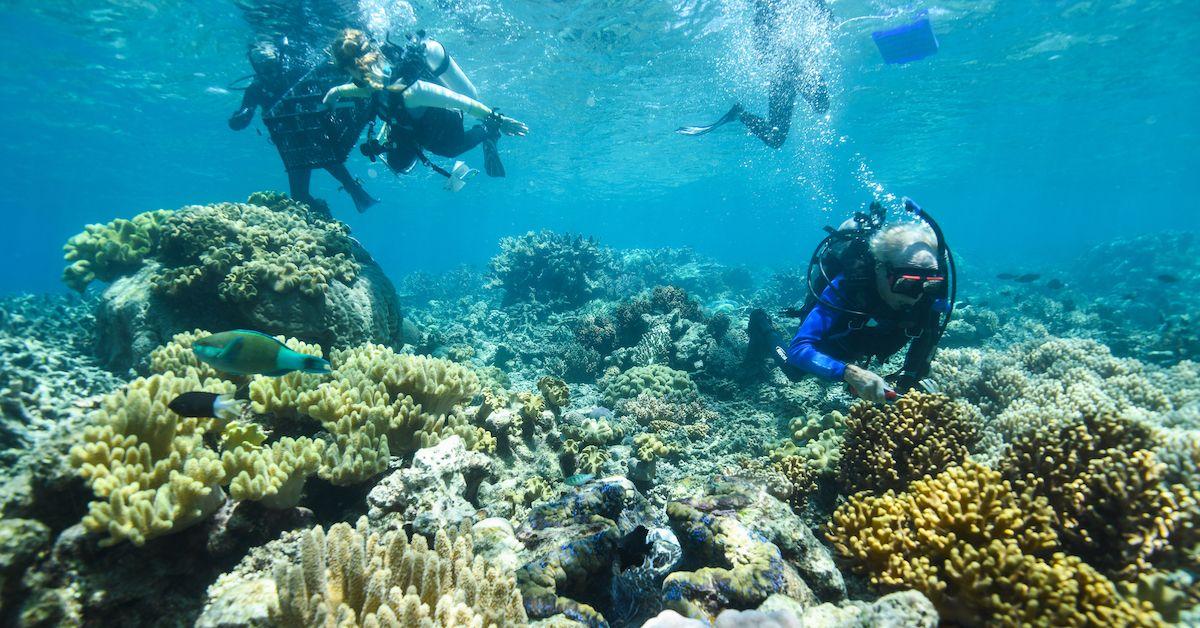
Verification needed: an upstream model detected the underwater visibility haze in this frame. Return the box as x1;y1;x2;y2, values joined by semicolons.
0;0;1198;626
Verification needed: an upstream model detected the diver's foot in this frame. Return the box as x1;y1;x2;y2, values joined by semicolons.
676;103;744;136
352;194;380;214
482;136;505;178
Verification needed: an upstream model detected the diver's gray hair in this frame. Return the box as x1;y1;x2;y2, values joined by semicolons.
870;222;939;268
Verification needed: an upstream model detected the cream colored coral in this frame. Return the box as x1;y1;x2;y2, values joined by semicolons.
633;433;671;463
148;329;223;380
223;437;325;509
272;517;526;627
69;372;234;545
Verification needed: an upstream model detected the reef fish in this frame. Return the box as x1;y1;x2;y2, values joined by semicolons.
564;473;594;487
193;330;331;376
1046;278;1065;290
1156;274;1179;284
997;272;1041;283
168;391;245;421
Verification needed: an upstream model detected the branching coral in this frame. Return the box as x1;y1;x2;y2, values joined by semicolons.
61;209;172;291
828;462;1163;626
1000;410;1200;580
487;230;611;307
837;392;980;495
617;392;717;427
272;517;527;627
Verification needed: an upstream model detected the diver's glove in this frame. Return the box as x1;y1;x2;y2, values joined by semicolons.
845;365;892;404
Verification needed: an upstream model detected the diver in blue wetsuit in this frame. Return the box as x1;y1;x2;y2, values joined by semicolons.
747;201;956;403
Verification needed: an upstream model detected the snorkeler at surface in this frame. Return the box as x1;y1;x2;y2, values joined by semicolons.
323;29;528;179
746;203;954;403
677;0;831;148
229;40;379;213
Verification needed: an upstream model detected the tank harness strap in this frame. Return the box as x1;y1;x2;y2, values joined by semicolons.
430;42;452;77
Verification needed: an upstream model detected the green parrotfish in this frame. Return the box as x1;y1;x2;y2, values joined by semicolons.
193;330;331;376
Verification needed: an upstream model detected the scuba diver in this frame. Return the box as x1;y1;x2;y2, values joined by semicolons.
322;28;528;183
676;0;830;148
228;39;379;213
746;199;956;403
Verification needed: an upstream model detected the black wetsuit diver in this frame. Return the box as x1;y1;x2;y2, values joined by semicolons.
677;0;831;148
229;41;379;212
363;34;507;178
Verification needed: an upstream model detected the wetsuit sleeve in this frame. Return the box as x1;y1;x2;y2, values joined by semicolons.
228;82;264;130
784;286;847;381
322;83;373;107
399;80;491;119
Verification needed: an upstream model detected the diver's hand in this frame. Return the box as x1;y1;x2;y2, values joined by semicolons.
496;114;528;137
844;365;891;404
321;87;341;110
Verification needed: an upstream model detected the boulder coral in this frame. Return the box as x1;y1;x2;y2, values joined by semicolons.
828;461;1163;626
67;192;402;371
272;517;527;627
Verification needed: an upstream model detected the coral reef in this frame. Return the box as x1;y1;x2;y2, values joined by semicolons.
837;392;980;495
828;461;1163;626
66;193;403;371
488;230;612;307
271;517;526;626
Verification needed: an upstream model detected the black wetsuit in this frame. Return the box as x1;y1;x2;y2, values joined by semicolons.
738;0;831;149
228;58;377;212
378;100;493;174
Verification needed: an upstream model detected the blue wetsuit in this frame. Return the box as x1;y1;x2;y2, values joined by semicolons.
774;275;944;384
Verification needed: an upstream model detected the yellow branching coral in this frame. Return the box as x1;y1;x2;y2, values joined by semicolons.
221;421;267;450
828;462;1163;626
62;209;171;291
272;517;527;627
1001;411;1199;580
838;391;979;494
68;372;234;546
148;329;224;380
222;437;325;509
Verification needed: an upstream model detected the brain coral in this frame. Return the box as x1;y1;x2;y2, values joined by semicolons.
273;517;526;627
828;462;1163;626
487;230;612;307
599;364;698;406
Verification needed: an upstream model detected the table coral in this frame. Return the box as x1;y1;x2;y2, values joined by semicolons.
272;517;526;627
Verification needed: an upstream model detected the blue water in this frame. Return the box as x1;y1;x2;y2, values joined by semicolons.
1;0;1197;294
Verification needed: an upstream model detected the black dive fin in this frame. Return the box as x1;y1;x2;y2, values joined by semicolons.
675;104;744;136
482;136;505;177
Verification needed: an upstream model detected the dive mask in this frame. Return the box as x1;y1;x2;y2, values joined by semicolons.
887;265;947;299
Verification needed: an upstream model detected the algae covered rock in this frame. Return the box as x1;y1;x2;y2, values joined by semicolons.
67;193;403;371
366;435;496;536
